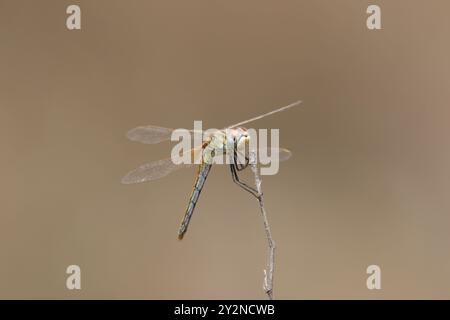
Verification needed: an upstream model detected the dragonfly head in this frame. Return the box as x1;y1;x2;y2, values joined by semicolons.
227;127;249;146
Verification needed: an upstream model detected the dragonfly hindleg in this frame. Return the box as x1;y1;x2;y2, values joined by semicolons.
230;164;260;199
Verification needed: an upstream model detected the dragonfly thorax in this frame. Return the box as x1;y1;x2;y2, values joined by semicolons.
200;127;250;167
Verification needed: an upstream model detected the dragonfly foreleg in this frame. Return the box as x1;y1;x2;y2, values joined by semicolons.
230;164;261;199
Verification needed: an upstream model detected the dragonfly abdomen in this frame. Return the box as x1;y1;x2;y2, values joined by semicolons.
178;163;212;239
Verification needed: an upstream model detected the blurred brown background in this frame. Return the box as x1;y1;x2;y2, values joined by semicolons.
1;0;450;299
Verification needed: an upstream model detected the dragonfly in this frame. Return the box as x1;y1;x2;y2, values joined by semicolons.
122;100;301;239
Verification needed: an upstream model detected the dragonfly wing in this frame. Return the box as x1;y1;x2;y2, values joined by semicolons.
248;147;292;162
269;147;292;162
121;158;192;184
126;125;205;144
122;147;203;184
126;126;175;144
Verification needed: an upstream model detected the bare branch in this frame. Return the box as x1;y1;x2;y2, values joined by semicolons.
249;151;275;300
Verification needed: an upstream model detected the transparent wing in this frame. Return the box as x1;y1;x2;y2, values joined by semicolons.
121;158;193;184
266;147;292;162
126;125;204;144
243;147;292;163
121;147;203;184
126;126;174;144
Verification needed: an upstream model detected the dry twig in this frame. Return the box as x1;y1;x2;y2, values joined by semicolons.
249;151;275;300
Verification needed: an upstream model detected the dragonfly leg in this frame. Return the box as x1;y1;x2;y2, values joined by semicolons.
230;164;261;199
